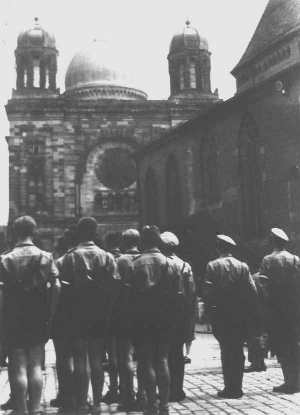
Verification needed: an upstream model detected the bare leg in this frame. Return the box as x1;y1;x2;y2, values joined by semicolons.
9;348;28;414
117;337;135;405
53;338;74;408
53;338;64;401
185;341;192;357
27;343;44;414
88;337;105;406
73;339;89;408
137;340;157;412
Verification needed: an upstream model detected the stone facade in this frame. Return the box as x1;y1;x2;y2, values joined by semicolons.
137;0;300;278
5;18;220;249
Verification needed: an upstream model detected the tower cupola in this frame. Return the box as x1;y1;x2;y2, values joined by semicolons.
14;18;58;97
168;20;217;102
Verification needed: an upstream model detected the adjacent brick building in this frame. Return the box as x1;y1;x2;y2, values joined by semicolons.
5;19;219;249
137;0;300;276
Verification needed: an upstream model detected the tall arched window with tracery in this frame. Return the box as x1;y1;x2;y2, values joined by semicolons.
200;136;220;205
166;154;182;227
238;114;262;238
144;167;160;226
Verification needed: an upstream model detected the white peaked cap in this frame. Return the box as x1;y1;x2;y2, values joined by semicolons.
160;231;180;247
216;234;237;247
271;227;289;242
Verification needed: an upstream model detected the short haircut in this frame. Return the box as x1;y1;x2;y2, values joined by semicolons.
105;232;122;250
77;217;98;241
271;235;286;250
216;238;233;253
141;225;161;249
122;228;140;248
63;225;77;248
13;215;37;239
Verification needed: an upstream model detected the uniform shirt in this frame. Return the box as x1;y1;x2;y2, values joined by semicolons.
204;254;257;324
167;253;197;342
0;242;58;288
167;253;195;299
132;248;170;292
260;249;300;339
60;241;116;286
131;248;177;329
260;249;300;282
117;248;140;287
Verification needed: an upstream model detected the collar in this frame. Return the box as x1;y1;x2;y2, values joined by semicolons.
15;242;35;248
219;253;233;258
125;248;140;254
272;249;286;254
77;241;95;247
143;248;161;254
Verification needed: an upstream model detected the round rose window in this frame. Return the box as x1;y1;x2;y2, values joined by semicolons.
95;147;136;190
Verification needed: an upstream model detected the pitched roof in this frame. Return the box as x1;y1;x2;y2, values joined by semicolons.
232;0;300;74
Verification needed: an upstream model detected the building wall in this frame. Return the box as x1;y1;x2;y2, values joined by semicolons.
138;67;300;276
6;96;210;248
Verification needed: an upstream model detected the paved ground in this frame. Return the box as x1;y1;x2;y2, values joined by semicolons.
1;332;300;414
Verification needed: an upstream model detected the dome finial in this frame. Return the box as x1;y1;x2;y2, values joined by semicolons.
34;17;39;26
185;18;191;27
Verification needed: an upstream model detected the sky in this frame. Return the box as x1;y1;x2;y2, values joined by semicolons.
0;0;269;226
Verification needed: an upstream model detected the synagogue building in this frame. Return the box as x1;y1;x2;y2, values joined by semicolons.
5;17;218;249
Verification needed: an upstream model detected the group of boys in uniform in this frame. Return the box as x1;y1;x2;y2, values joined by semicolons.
0;217;196;415
204;228;300;398
0;214;300;415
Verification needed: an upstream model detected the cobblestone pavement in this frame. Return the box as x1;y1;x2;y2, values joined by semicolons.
1;332;300;414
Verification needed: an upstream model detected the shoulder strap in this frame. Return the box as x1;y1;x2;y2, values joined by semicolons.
181;261;186;275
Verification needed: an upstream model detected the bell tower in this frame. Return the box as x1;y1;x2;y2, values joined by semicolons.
14;18;58;97
168;20;218;102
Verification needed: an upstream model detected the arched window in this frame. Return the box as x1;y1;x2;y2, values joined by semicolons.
144;168;160;226
23;69;28;88
201;137;220;205
166;154;182;226
45;68;50;89
190;61;197;88
239;114;262;238
33;59;40;88
179;64;185;90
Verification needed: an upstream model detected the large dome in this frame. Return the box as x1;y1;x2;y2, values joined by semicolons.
64;40;147;100
17;18;56;49
170;20;209;53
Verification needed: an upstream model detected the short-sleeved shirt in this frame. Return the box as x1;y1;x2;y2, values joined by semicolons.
167;254;197;342
117;248;140;287
59;241;117;338
0;242;58;288
260;250;300;283
132;248;170;292
60;241;116;286
0;242;59;348
204;255;257;328
112;248;140;335
260;249;300;349
167;254;195;299
132;248;177;335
